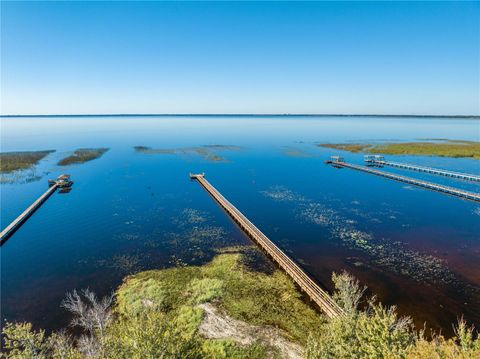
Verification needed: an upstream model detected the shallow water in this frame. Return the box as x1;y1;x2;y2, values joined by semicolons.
1;115;479;334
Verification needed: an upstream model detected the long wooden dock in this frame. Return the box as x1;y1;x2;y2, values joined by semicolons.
330;161;480;202
368;159;480;182
0;184;58;244
0;174;73;245
190;173;343;319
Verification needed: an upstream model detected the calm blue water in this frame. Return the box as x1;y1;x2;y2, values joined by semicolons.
1;116;479;334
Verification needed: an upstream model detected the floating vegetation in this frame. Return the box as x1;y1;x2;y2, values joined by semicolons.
282;146;314;158
175;226;228;246
134;144;242;163
261;186;306;202
202;144;243;151
0;150;55;173
96;254;143;275
58;148;109;166
0;171;43;184
261;185;474;290
113;233;140;242
318;140;480;159
178;208;209;225
163;207;242;265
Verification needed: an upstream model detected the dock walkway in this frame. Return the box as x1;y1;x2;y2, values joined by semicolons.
331;161;480;202
190;173;343;319
0;184;58;244
1;174;73;245
370;159;480;182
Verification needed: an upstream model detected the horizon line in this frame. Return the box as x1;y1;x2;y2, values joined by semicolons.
1;113;479;119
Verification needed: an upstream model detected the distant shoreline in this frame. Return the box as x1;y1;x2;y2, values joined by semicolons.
1;113;479;119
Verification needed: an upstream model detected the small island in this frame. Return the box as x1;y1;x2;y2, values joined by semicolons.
0;150;55;173
318;140;480;159
58;148;109;166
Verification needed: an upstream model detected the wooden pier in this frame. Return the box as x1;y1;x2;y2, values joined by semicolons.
329;161;480;202
0;175;73;245
0;184;58;244
366;157;480;182
190;173;344;319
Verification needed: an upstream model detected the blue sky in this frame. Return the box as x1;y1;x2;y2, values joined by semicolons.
1;1;479;115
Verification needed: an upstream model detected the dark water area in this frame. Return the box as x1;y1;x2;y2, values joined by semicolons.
1;116;479;335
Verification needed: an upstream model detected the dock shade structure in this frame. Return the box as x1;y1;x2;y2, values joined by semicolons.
190;172;344;319
0;174;73;244
364;155;384;163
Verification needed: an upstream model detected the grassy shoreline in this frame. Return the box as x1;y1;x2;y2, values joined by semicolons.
3;247;479;358
318;140;480;159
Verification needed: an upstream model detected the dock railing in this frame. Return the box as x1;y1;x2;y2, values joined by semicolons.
366;158;480;182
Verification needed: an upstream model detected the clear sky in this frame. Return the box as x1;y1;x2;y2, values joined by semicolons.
1;1;479;116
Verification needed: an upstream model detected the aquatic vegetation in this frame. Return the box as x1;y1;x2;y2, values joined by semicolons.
261;186;306;202
203;144;243;151
167;225;230;256
318;140;480;159
262;186;467;288
95;254;143;275
0;171;43;184
178;208;209;225
282;147;314;158
134;144;242;162
58;148;109;166
112;233;140;241
0;150;55;173
133;146;176;154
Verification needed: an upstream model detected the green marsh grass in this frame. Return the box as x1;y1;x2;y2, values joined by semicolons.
319;140;480;159
58;148;109;166
0;150;55;173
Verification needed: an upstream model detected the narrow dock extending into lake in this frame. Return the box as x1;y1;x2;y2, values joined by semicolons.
365;157;480;182
0;175;73;245
328;160;480;202
0;185;58;244
190;172;343;319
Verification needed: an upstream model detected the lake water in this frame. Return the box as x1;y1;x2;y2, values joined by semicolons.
1;116;479;335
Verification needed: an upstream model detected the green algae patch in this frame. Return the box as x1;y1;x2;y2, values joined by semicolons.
58;148;109;166
318;140;480;159
0;150;55;173
116;249;325;345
